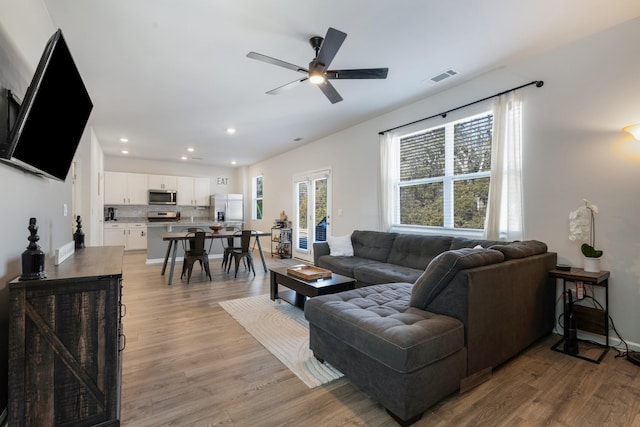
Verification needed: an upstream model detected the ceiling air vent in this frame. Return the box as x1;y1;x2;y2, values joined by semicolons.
430;69;458;83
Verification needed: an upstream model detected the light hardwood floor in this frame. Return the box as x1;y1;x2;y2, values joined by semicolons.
120;250;640;426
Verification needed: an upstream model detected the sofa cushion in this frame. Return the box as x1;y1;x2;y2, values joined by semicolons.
317;255;379;278
304;283;465;373
387;234;453;270
327;234;354;256
351;230;398;262
410;248;505;309
450;237;503;250
489;240;548;260
354;263;423;285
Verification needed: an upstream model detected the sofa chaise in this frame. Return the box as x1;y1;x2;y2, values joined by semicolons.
305;230;557;425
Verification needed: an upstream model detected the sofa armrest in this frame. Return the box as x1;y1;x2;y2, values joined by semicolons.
313;242;330;266
426;251;557;375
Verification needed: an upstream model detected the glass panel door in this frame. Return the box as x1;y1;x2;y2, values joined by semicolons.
294;170;331;262
295;181;309;253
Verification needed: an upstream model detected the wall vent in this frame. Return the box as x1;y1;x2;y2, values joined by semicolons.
430;69;458;83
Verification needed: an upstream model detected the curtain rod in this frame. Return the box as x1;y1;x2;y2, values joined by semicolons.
378;80;544;135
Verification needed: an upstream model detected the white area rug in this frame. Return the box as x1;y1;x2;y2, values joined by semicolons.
218;294;343;388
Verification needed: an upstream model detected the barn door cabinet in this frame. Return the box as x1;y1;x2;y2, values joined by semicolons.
8;246;125;426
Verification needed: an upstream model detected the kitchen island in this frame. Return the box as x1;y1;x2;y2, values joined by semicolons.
160;230;270;284
146;220;222;263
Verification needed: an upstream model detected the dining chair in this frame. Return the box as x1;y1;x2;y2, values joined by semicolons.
181;231;212;283
221;226;243;270
187;227;206;270
226;230;255;278
221;236;235;270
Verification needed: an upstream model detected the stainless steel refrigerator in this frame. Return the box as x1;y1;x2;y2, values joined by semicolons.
210;193;244;228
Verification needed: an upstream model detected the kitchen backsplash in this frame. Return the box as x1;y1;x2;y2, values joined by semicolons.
104;205;210;221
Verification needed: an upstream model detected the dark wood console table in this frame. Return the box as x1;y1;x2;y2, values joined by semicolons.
8;246;125;426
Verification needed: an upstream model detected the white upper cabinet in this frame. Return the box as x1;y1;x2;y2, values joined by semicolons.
104;172;148;205
177;177;210;206
148;174;178;190
193;177;210;206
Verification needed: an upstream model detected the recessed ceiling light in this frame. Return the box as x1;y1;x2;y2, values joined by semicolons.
121;150;129;154
231;160;237;165
294;137;304;142
226;128;236;134
187;147;194;152
180;156;187;160
119;138;128;143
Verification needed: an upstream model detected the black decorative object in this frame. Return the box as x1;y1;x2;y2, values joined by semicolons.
73;215;85;249
19;217;46;280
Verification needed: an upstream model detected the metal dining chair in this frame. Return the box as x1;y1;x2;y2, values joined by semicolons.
221;236;235;270
226;230;255;277
186;227;207;270
181;231;212;283
221;226;243;270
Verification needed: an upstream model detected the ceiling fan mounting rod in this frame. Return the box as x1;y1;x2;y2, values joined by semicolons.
309;36;324;56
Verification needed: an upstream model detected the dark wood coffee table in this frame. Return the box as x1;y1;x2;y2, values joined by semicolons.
270;266;356;309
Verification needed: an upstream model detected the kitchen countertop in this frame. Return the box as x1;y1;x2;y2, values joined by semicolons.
147;220;214;227
105;218;214;227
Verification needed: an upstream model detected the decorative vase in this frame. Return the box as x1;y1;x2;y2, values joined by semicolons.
583;256;601;273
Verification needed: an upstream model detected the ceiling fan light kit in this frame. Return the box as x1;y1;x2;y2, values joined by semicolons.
247;27;388;103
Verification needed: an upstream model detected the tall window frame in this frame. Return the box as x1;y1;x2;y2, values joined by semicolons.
394;111;493;235
252;175;263;220
380;93;523;240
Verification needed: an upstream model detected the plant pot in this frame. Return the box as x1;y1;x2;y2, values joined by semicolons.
583;256;601;273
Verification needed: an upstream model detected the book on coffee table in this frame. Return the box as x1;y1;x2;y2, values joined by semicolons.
286;265;332;281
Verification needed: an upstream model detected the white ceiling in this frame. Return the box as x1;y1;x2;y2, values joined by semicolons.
42;0;640;167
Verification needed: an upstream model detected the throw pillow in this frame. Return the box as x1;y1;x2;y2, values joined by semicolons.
410;248;505;309
327;234;354;256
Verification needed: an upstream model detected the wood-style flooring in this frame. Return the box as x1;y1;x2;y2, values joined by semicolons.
120;250;640;426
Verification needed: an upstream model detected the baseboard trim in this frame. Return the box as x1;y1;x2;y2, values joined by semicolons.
460;367;492;393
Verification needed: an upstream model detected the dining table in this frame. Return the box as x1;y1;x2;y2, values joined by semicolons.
160;230;270;285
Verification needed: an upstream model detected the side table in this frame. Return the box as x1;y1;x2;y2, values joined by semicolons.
549;267;610;364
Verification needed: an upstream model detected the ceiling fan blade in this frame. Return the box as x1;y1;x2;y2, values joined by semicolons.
327;68;389;79
315;27;347;71
266;77;308;95
246;52;308;74
317;80;343;104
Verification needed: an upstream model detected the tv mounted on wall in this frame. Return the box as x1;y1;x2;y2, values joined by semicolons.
0;29;93;181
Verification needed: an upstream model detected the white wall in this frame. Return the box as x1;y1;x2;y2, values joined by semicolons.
245;18;640;350
0;0;70;416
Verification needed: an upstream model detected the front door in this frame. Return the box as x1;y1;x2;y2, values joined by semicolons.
293;169;331;262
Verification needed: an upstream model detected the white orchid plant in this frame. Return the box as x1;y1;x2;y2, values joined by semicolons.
569;199;602;258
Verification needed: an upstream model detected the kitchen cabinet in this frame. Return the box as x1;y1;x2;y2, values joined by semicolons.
148;174;178;190
104;223;147;250
104;171;148;205
104;223;126;246
177;176;210;206
8;246;123;426
126;223;147;250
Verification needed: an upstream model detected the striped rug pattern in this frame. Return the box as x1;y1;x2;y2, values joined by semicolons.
218;294;343;388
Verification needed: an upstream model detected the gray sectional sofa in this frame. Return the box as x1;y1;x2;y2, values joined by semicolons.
306;230;556;426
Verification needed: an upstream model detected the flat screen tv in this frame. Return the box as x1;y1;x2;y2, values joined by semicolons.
0;29;93;181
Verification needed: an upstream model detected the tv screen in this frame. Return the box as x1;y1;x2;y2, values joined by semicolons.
0;29;93;181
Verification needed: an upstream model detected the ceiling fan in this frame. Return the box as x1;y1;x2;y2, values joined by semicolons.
246;27;388;104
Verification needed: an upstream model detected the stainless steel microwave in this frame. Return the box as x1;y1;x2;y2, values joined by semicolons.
148;189;177;205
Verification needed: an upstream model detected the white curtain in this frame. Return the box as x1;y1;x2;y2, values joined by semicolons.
378;132;397;231
484;92;524;240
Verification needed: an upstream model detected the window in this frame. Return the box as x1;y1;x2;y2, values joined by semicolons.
252;175;263;220
395;112;493;232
